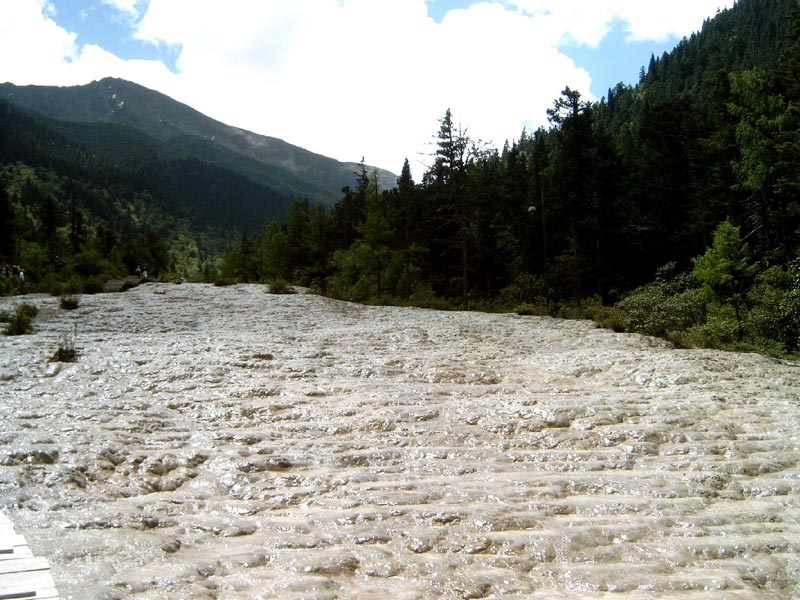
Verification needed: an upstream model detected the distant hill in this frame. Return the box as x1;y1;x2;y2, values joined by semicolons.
0;96;297;233
0;77;396;204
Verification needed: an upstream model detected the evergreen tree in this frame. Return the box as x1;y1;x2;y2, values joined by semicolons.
0;175;13;261
545;87;601;296
425;109;484;309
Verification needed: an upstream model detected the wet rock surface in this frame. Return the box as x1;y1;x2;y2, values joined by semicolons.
1;283;799;599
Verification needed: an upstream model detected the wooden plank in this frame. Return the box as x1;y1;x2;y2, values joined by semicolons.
0;558;49;576
0;588;37;600
0;513;59;600
0;569;58;592
0;548;33;562
0;535;28;552
0;527;25;547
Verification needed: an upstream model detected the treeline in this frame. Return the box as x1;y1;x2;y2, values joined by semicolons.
224;0;800;357
0;95;286;294
0;160;227;296
0;99;233;294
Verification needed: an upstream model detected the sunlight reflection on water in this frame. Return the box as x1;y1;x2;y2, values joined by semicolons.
0;283;798;599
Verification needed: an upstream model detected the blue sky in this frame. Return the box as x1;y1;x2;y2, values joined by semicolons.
562;21;678;97
1;0;733;175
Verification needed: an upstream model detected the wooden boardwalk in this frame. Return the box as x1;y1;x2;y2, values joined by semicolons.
0;512;59;600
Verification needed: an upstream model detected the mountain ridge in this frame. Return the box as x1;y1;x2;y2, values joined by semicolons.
0;77;396;203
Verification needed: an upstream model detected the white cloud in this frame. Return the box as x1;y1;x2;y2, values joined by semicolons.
0;0;173;87
0;0;734;180
508;0;735;45
130;0;593;177
101;0;141;18
0;0;79;85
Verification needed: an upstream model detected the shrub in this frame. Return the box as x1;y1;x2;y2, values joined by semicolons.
63;276;84;295
514;302;548;316
51;343;78;363
745;261;800;353
403;285;455;311
214;278;234;287
553;299;589;320
51;326;78;362
82;278;104;295
59;295;80;310
4;303;38;335
616;272;706;338
673;303;740;350
587;303;627;333
267;278;294;294
499;274;549;306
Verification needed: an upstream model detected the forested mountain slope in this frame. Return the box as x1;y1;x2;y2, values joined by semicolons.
0;77;395;202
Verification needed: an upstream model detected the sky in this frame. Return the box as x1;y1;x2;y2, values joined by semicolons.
0;0;735;179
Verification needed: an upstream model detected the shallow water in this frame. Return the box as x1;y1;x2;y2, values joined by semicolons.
1;283;799;599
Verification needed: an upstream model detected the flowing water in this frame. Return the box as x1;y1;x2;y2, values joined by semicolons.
1;283;799;599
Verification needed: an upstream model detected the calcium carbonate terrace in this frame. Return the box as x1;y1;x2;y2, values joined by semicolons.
1;283;798;599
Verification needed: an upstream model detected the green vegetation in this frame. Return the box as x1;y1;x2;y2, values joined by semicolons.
51;342;78;363
267;278;294;294
51;325;78;363
0;77;394;204
2;303;38;336
218;0;800;358
59;294;80;310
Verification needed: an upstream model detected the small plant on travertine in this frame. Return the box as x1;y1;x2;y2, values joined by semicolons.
267;278;294;294
3;303;38;336
59;295;80;310
51;325;78;362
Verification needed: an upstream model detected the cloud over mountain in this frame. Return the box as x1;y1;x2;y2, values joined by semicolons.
1;0;733;177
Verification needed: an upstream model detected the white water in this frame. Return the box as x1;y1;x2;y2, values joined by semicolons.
1;283;799;599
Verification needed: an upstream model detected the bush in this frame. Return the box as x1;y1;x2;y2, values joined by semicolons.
514;302;548;316
214;278;235;287
51;326;78;362
51;343;78;363
403;285;455;311
745;261;800;353
82;278;104;295
673;303;740;349
553;299;590;320
499;274;549;306
4;303;38;335
59;295;80;310
63;276;84;295
267;278;294;294
587;304;627;333
616;271;706;338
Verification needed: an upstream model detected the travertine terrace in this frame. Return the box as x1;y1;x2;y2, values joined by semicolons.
1;283;798;599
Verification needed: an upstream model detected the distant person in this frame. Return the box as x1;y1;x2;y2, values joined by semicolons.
142;269;148;280
18;270;24;283
135;265;142;278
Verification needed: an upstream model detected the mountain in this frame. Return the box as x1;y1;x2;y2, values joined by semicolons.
0;77;396;203
0;96;298;233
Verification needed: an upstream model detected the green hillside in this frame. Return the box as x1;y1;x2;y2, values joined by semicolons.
0;78;396;202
